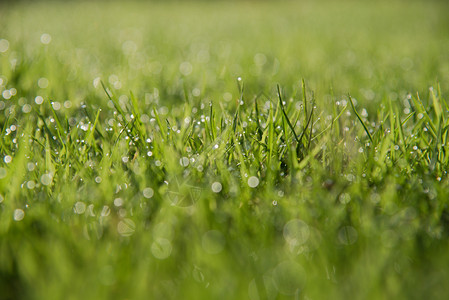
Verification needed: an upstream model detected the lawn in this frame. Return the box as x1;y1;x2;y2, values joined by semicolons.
1;0;449;299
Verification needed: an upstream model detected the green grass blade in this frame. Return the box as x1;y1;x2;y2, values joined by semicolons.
349;94;373;143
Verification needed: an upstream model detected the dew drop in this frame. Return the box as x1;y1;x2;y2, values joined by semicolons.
74;201;86;214
338;226;358;245
35;96;44;105
151;238;172;259
179;157;190;167
143;187;154;199
40;173;53;186
179;61;193;76
101;205;111;217
339;193;351;204
114;198;123;207
26;181;35;189
40;33;52;44
0;39;9;53
283;219;310;246
247;176;259;188
272;261;306;296
38;77;49;89
211;182;222;193
93;77;101;88
13;209;25;221
117;218;135;236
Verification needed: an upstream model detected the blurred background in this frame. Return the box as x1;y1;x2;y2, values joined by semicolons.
1;0;448;112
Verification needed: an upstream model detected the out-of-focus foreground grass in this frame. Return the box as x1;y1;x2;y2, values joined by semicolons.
1;0;449;299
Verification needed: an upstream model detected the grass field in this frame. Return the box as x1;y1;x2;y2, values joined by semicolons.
1;0;449;299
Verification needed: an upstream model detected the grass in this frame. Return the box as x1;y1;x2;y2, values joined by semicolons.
1;0;449;299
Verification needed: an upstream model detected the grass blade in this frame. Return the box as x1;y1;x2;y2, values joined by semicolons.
349;94;373;143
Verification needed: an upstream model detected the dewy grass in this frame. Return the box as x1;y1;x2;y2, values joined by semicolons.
1;0;449;299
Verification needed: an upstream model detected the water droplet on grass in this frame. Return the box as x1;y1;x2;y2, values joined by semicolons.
26;163;35;172
2;90;11;100
40;173;53;186
122;40;137;55
370;193;381;204
179;61;193;76
211;182;222;193
223;92;232;102
114;198;123;207
35;96;44;105
283;219;310;246
143;187;154;199
339;193;351;204
52;101;61;110
22;104;32;113
38;77;49;89
40;33;52;44
338;226;358;245
192;88;201;97
101;205;110;217
87;204;95;217
117;218;135;237
151;238;172;259
0;39;9;53
26;181;35;189
254;53;267;66
13;209;25;221
272;261;306;296
248;176;259;188
62;100;72;108
193;266;205;283
179;157;190;167
74;201;86;214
